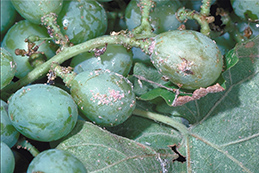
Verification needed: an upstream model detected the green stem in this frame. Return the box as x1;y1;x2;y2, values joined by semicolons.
51;64;77;88
1;35;151;100
16;137;40;157
41;13;69;49
133;108;189;136
176;7;213;36
200;0;212;16
132;0;154;36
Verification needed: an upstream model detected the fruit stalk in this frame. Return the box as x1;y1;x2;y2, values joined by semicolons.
50;63;76;87
16;137;40;157
1;35;148;100
41;13;70;50
133;108;189;136
176;7;214;36
132;0;154;36
200;0;213;16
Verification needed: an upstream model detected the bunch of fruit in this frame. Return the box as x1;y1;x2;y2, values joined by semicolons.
1;0;258;172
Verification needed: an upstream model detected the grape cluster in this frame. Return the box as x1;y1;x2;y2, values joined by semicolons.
1;0;258;172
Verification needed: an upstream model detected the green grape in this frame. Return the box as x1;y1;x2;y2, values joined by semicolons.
0;0;17;35
8;84;78;142
69;69;136;127
11;0;63;24
0;48;16;89
150;30;223;90
27;149;87;173
70;44;133;76
231;0;259;21
125;0;182;34
1;100;20;148
57;0;107;44
1;20;56;79
0;142;15;173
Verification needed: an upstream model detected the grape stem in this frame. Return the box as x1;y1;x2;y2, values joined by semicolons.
0;35;152;100
133;108;189;136
176;7;214;37
132;0;154;36
41;13;70;50
200;0;213;16
15;137;40;157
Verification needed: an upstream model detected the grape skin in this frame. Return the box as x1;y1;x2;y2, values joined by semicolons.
0;48;16;89
11;0;63;24
150;30;223;90
57;0;107;44
1;99;20;148
0;142;15;173
70;69;136;127
70;44;133;76
8;84;78;142
1;20;56;78
27;149;87;173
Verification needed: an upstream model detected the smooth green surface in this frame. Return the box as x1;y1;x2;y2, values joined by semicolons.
0;48;16;89
11;0;63;24
0;141;15;173
57;0;107;44
56;120;177;172
0;0;17;34
8;84;78;142
1;20;56;78
150;30;223;89
71;44;133;76
71;69;136;127
27;149;87;173
0;99;20;148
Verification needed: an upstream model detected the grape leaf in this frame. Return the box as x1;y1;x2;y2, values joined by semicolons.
169;36;259;172
133;62;168;96
56;120;178;172
107;112;183;152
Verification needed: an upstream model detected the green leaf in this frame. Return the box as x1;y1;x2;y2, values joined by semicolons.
224;48;239;71
108;113;183;152
167;36;259;172
133;62;168;96
56;120;178;172
139;86;177;105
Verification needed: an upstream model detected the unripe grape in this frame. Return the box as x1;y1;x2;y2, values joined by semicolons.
0;142;15;173
1;20;56;78
0;48;16;89
57;0;107;44
1;100;20;148
70;69;136;127
27;149;87;173
8;84;78;142
70;44;133;76
150;30;223;90
11;0;63;24
1;0;17;34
